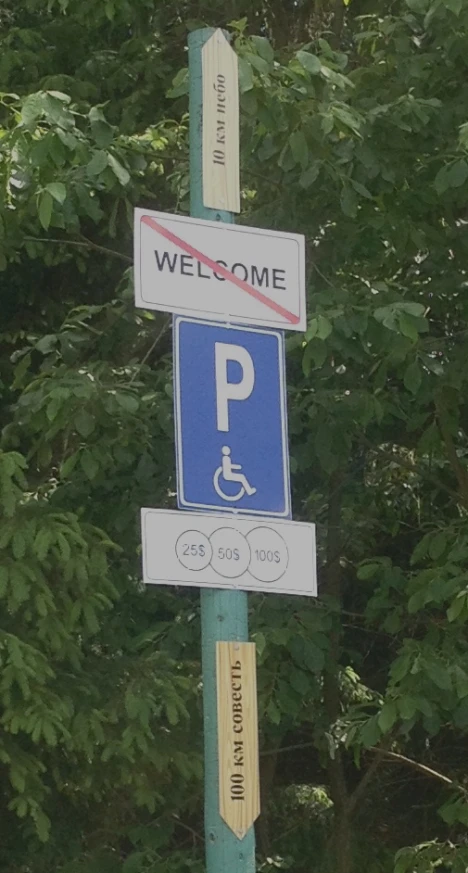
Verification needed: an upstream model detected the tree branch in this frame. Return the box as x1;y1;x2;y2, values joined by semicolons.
330;0;346;49
345;741;390;819
369;747;462;790
129;318;171;384
435;395;468;506
359;434;463;506
24;235;133;263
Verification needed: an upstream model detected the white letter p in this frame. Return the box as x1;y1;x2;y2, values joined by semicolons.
215;343;255;432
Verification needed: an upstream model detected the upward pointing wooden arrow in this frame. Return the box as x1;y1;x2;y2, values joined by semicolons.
202;28;240;213
216;642;260;840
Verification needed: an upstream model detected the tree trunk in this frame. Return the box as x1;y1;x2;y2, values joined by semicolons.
323;470;352;873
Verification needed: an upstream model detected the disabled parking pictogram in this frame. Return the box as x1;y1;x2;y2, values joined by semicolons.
213;446;257;502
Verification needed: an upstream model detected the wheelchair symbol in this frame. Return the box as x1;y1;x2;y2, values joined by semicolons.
213;446;257;503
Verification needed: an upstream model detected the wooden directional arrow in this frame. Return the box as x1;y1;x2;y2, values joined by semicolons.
216;642;260;839
202;28;240;213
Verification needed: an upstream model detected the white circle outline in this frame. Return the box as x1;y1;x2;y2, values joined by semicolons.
175;530;212;571
209;526;251;579
246;527;289;583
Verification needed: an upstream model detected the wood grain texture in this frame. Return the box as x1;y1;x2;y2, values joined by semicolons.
216;641;260;839
202;29;240;213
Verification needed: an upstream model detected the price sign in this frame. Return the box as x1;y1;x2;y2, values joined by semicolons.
141;508;317;597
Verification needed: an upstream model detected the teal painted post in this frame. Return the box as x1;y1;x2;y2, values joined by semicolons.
188;28;257;873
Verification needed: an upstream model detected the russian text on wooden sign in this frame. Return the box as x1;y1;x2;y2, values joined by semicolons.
202;29;240;213
216;641;260;839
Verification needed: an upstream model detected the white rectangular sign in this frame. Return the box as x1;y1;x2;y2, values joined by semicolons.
134;209;306;332
141;508;317;597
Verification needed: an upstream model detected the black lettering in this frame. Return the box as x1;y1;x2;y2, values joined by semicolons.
232;263;248;282
214;259;227;281
231;773;244;784
197;260;210;279
233;724;243;733
180;255;194;276
154;250;178;273
251;265;269;288
272;268;286;290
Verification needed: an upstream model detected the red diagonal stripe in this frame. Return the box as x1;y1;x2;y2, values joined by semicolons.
141;215;300;325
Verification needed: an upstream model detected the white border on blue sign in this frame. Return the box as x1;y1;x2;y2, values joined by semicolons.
173;315;291;519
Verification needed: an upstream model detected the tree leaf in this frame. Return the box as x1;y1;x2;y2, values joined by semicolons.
108;154;130;186
340;184;358;217
238;57;253;92
45;182;66;204
87;151;108;176
426;660;451;691
443;0;462;14
289;130;308;169
296;50;321;74
299;163;320;189
251;35;274;63
21;92;44;127
38;191;53;230
74;409;95;438
447;594;467;622
357;562;380;580
399;313;419;341
91;120;114;148
360;716;380;748
403;360;422;394
434;164;452;195
378;701;398;732
351;179;372;199
448;159;468;188
80;451;99;480
115;392;139;413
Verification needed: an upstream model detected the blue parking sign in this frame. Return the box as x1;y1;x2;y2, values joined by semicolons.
174;317;291;517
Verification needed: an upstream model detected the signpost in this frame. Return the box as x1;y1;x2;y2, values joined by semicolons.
174;317;291;517
216;642;260;838
141;508;317;596
202;29;240;213
134;25;316;873
188;29;257;873
134;208;306;331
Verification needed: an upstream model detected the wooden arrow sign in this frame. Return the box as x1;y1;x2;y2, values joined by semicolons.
202;28;240;213
216;641;260;839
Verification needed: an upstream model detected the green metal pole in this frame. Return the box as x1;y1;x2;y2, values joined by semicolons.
188;28;256;873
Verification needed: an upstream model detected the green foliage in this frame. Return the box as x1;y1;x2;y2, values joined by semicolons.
4;1;468;872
